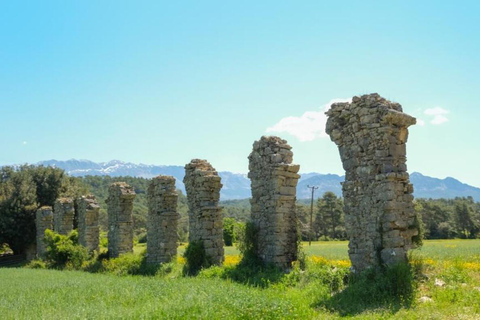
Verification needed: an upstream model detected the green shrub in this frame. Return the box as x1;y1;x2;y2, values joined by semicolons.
99;231;108;248
325;262;417;315
25;259;47;269
137;232;147;244
236;222;262;267
101;253;143;276
44;229;89;270
183;241;212;275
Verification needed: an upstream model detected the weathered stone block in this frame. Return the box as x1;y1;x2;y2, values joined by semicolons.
36;206;53;258
54;198;74;235
326;93;418;272
77;195;100;252
184;159;224;265
147;175;179;265
107;182;136;258
248;136;300;270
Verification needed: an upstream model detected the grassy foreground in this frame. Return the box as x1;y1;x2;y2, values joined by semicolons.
1;240;480;319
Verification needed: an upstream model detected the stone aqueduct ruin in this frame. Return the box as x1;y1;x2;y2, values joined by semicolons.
34;93;419;271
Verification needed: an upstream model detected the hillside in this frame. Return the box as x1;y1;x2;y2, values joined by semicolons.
35;159;480;201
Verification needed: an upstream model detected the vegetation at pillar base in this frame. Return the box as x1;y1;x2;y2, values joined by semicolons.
183;240;213;276
42;229;89;269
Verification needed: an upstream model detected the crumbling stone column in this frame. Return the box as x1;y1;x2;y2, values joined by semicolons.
248;136;300;269
147;175;179;264
326;93;419;272
77;195;100;252
54;198;74;235
183;159;224;265
106;182;136;258
36;206;53;258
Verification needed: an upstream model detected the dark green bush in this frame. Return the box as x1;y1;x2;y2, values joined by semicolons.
236;221;262;267
44;229;89;269
325;262;417;315
137;232;147;244
183;241;211;276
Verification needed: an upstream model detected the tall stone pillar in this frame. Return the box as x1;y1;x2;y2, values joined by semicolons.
106;182;136;258
183;159;224;265
248;136;300;269
77;195;100;252
147;175;179;264
326;93;419;272
54;198;74;235
36;206;53;258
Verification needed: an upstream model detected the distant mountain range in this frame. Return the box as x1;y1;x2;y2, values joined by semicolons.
33;159;480;202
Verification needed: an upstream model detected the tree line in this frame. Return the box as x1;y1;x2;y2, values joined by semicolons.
1;166;479;255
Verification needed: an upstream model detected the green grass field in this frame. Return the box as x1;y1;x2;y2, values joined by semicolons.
1;240;480;319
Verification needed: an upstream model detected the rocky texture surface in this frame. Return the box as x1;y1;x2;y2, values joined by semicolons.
248;136;300;269
36;206;53;258
147;176;179;264
184;159;224;265
53;198;74;235
106;182;136;258
77;195;100;252
326;93;419;272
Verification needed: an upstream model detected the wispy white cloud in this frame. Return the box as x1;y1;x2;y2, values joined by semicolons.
266;98;352;142
416;119;426;126
424;107;450;125
22;141;27;145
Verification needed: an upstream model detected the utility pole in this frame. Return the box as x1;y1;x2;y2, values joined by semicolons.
307;185;319;246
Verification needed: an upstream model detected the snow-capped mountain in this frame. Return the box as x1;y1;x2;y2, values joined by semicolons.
34;159;480;201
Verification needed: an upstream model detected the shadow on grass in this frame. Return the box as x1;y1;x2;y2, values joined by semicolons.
83;250;163;276
208;254;287;287
318;262;417;316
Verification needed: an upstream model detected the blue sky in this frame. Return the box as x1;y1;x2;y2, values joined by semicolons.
1;1;480;187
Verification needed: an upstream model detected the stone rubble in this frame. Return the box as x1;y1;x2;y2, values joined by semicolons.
147;175;179;264
183;159;224;265
106;182;136;258
36;206;54;258
77;195;100;252
326;93;418;272
248;136;300;269
53;198;74;235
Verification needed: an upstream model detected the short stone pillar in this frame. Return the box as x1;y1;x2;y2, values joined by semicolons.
106;182;136;258
326;93;419;272
183;159;224;265
146;176;179;264
54;198;74;235
36;206;54;258
77;195;100;252
248;136;300;269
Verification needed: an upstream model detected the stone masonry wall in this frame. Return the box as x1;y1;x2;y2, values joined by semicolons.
183;159;224;265
54;198;74;235
326;93;418;272
147;175;179;264
36;206;54;258
106;182;136;258
248;136;300;269
77;195;100;252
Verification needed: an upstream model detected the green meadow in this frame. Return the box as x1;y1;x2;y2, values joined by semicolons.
1;240;480;319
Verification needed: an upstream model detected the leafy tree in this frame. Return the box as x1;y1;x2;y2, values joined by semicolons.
0;165;87;254
223;217;237;246
0;167;38;254
316;192;344;239
296;204;310;241
454;197;479;239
